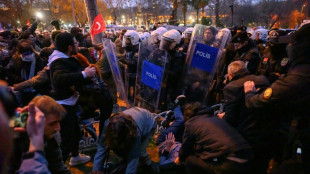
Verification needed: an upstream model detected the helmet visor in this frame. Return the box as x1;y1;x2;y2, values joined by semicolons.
122;37;132;47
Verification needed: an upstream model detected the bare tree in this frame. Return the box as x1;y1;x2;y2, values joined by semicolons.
103;0;126;24
189;0;209;23
181;0;189;26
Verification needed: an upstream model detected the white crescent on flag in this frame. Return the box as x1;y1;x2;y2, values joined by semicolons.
95;22;101;30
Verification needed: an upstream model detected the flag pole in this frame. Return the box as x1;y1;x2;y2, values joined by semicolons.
71;0;77;26
84;0;104;44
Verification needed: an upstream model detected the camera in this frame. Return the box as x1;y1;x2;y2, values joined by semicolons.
10;112;29;128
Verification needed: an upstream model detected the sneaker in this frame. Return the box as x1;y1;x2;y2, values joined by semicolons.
69;153;91;166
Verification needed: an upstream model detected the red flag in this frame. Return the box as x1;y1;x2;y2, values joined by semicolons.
90;14;106;37
27;20;30;26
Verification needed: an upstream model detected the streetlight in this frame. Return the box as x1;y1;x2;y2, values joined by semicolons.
36;12;43;19
301;4;307;14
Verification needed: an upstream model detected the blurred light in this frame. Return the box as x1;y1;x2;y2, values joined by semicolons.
189;16;192;20
122;15;125;19
69;23;72;27
17;20;20;24
36;12;43;19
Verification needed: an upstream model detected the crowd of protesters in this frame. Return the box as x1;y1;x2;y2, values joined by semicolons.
0;18;309;174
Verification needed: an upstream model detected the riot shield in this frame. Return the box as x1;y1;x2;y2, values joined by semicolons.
134;46;168;112
102;38;129;108
183;24;231;104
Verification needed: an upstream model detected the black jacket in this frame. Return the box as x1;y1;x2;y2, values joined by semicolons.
179;113;252;162
245;44;310;161
257;45;290;83
223;69;274;151
50;57;91;100
5;55;44;86
10;133;71;174
234;41;261;74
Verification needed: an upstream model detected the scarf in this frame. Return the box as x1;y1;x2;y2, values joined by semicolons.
21;53;36;80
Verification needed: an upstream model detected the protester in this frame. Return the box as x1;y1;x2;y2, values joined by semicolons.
0;86;51;174
10;96;71;174
219;61;275;173
93;107;159;174
49;32;95;165
179;102;253;174
5;39;44;105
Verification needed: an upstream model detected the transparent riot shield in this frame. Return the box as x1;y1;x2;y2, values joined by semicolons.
102;38;129;108
183;24;231;104
134;46;168;113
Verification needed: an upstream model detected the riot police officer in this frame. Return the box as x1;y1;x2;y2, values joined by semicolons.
244;23;310;173
203;26;217;46
179;27;193;56
140;29;184;111
231;31;261;74
257;29;290;83
120;30;140;101
149;27;167;50
159;29;185;108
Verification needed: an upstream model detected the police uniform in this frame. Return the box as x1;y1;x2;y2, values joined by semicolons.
119;50;139;101
257;45;290;83
232;32;261;74
257;30;291;83
245;24;310;171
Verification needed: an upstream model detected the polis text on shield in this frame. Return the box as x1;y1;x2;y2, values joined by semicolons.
195;50;211;59
146;71;157;80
